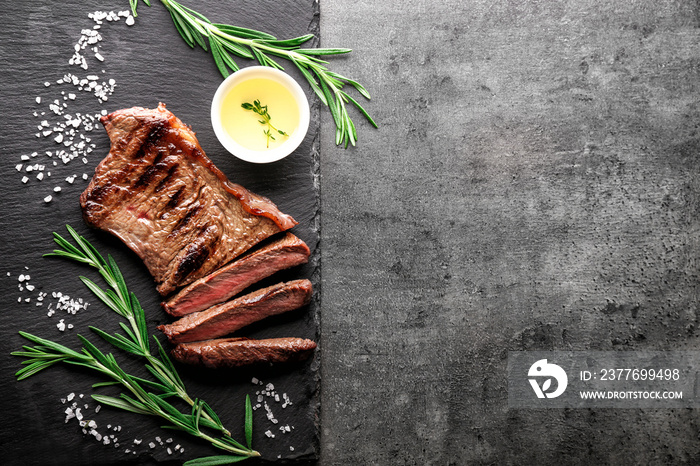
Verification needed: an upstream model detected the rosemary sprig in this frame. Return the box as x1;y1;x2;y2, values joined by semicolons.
242;99;288;148
130;0;377;148
12;226;259;464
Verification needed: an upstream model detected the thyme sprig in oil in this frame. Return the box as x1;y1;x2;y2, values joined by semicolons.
241;99;288;148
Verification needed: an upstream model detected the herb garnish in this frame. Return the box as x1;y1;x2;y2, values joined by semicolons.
241;99;288;148
129;0;376;148
12;226;259;465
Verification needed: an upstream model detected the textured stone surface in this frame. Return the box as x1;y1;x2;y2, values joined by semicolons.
319;0;700;464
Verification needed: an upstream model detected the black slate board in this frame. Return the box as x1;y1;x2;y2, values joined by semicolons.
0;1;320;464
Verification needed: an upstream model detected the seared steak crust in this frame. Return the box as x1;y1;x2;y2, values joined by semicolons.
171;337;317;368
162;233;311;317
158;279;313;344
80;103;297;295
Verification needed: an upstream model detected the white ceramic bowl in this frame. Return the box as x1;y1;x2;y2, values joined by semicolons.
210;66;310;164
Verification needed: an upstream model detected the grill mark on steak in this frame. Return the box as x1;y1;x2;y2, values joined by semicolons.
171;337;317;369
154;165;178;193
146;121;167;144
80;103;297;295
162;233;311;317
158;279;313;344
133;163;160;189
165;185;185;211
168;204;203;238
173;225;213;284
82;183;113;212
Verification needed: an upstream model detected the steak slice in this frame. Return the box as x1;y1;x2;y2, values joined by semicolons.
162;233;310;317
158;279;313;344
171;337;317;368
80;103;297;295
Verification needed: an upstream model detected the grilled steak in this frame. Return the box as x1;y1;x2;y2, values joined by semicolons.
171;337;317;368
158;279;313;344
162;233;310;317
80;103;297;295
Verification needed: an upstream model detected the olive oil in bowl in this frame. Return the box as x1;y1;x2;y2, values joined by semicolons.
211;66;310;163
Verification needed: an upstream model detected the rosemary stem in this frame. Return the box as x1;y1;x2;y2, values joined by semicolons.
88;356;250;456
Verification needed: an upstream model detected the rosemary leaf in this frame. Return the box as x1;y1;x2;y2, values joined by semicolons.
93;394;152;416
341;90;378;128
244;394;253;450
184;455;251;466
90;326;141;353
261;34;315;48
18;331;85;359
170;9;196;48
15;358;67;380
213;24;276;40
209;35;231;77
295;47;352;56
50;231;84;257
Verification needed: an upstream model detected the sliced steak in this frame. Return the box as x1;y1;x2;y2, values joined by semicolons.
162;233;310;317
158;279;313;344
80;103;297;295
171;337;317;368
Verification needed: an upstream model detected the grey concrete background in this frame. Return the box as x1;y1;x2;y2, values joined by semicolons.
318;0;700;464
